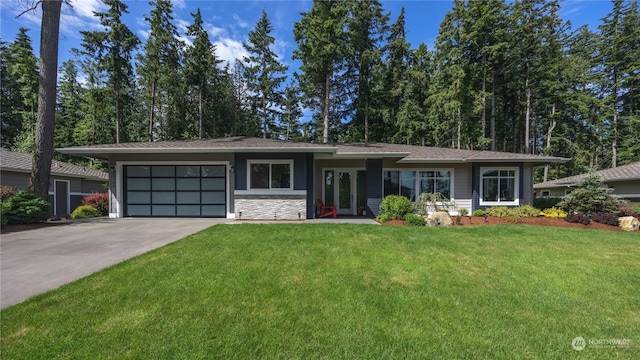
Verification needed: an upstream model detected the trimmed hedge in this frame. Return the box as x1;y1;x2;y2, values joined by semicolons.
70;205;102;220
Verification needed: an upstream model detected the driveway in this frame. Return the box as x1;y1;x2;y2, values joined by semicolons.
1;218;228;309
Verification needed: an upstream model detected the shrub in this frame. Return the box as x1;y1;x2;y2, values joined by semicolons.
618;207;640;220
592;212;619;226
533;197;562;211
513;205;540;218
485;206;512;218
376;214;390;223
458;208;469;217
70;205;101;220
405;213;425;226
540;207;567;218
472;209;486;217
81;192;109;216
1;190;50;225
379;195;415;220
0;185;18;202
558;172;626;216
565;213;591;225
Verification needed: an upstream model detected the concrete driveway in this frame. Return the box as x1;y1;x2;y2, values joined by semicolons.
1;218;228;309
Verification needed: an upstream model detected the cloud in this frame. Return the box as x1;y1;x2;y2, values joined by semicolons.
213;37;248;65
232;13;249;28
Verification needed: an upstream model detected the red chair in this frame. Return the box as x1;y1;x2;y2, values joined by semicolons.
317;199;337;218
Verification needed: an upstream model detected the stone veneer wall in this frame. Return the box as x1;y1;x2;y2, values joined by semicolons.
235;195;307;220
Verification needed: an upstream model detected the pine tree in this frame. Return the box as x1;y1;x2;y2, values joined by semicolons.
346;0;389;143
293;0;350;143
80;0;139;144
4;28;39;151
184;8;221;139
243;10;288;139
55;59;85;162
136;0;183;141
378;7;411;143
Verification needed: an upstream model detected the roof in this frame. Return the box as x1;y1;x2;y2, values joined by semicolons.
534;161;640;189
57;136;568;164
1;148;108;181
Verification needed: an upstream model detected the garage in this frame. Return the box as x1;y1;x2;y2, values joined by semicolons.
123;164;227;217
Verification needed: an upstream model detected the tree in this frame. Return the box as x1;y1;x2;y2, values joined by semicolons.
55;59;85;162
80;0;139;144
184;8;221;139
30;0;62;200
1;28;39;150
377;7;411;143
137;0;183;141
243;10;288;139
558;172;626;216
293;0;350;143
346;0;389;142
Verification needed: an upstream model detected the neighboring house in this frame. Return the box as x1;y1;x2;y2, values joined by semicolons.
534;162;640;203
57;136;567;219
0;149;108;216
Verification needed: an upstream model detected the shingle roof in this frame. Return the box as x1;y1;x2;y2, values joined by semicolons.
534;161;640;188
57;136;567;164
1;149;108;181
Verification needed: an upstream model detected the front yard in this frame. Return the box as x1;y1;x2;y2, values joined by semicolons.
1;224;638;359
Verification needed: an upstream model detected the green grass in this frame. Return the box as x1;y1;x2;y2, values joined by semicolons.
2;224;639;359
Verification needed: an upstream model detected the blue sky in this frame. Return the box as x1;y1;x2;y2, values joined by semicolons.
1;0;615;71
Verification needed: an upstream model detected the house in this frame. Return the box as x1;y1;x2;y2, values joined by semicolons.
57;136;567;219
534;162;640;204
0;149;108;216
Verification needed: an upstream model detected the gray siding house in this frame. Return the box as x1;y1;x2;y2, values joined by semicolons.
534;162;640;204
58;137;567;219
1;149;108;216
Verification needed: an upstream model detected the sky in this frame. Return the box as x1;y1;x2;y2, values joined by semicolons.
0;0;616;73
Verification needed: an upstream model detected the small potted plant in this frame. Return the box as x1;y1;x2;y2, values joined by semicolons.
357;205;365;216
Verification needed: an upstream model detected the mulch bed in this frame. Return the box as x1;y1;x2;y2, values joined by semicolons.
382;216;626;232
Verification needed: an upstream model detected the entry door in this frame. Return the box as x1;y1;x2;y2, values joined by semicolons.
324;169;366;215
54;180;70;216
337;171;354;214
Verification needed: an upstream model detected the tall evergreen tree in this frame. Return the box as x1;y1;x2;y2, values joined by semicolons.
137;0;184;141
80;0;139;144
4;28;39;151
346;0;389;142
243;10;288;139
293;0;350;143
55;59;85;162
378;7;411;143
184;8;221;139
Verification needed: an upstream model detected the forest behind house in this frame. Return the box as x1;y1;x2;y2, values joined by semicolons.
1;0;639;183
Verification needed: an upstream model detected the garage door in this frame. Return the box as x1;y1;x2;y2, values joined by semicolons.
124;165;226;217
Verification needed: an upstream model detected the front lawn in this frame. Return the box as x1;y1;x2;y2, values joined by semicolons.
2;224;638;359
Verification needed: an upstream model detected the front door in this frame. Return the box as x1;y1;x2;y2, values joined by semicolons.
324;169;366;215
54;180;69;216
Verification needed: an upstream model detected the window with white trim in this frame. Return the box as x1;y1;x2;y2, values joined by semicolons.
480;167;518;205
248;160;293;190
384;169;453;201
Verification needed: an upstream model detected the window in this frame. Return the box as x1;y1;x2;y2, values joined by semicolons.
249;161;292;190
541;190;550;197
384;169;452;201
384;170;417;200
480;167;518;204
419;170;451;199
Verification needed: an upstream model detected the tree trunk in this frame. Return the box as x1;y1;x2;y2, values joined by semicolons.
481;65;486;148
114;78;120;144
525;82;531;154
323;73;330;143
490;71;496;151
364;96;369;143
30;0;62;201
198;86;203;139
543;103;557;182
148;81;155;141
